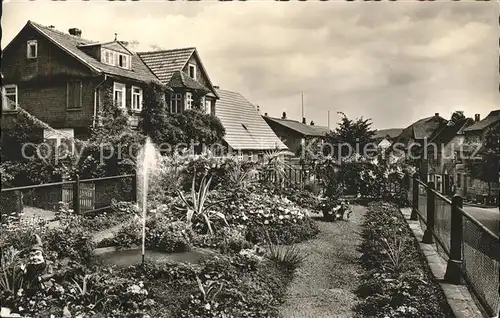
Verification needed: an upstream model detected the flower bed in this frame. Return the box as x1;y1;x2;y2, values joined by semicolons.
355;202;453;317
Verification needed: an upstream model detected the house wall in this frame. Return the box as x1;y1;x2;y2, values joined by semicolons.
2;25;97;129
3;26;93;82
182;54;216;115
264;121;304;155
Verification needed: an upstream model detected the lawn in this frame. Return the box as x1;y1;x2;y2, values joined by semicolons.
279;206;366;318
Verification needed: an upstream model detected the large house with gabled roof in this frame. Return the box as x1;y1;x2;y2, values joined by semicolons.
1;20;166;139
1;21;220;142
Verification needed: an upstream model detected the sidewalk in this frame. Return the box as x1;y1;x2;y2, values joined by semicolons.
279;206;366;318
400;207;485;318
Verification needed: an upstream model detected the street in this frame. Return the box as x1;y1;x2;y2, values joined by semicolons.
462;206;499;235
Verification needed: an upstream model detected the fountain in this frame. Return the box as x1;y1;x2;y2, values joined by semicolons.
95;138;216;266
136;137;158;264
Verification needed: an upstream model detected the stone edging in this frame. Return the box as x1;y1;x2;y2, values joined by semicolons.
400;207;486;318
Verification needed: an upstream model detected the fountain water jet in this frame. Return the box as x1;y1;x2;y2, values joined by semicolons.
136;137;159;265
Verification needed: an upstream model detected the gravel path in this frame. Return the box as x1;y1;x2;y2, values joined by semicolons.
279;205;366;318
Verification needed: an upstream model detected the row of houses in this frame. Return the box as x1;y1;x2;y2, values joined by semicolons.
383;111;499;204
2;21;497;203
2;20;335;162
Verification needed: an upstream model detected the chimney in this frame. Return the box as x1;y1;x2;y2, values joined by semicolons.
302;117;306;124
310;120;315;126
474;114;480;122
434;112;439;117
68;28;82;37
264;112;268;117
282;112;287;119
213;85;220;89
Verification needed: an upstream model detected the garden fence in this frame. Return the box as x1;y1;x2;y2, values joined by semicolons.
0;174;137;222
258;165;321;190
407;173;500;317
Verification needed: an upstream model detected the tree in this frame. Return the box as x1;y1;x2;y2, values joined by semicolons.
324;112;376;158
450;110;466;125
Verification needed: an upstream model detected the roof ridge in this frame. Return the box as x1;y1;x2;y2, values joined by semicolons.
28;20;97;44
137;47;196;55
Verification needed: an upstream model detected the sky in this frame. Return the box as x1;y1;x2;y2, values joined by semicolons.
2;1;499;130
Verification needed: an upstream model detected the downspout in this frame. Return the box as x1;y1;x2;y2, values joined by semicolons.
93;74;108;128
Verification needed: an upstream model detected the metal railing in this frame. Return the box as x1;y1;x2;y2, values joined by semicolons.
408;173;500;317
1;173;137;221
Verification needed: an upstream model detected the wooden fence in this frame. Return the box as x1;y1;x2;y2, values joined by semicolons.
0;174;136;221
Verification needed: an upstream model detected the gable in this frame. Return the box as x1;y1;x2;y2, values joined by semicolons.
182;51;218;97
2;24;94;82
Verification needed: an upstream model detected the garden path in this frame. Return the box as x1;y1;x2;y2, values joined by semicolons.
279;205;366;318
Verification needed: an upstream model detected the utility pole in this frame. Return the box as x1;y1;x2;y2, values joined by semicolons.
301;92;304;120
328;111;330;129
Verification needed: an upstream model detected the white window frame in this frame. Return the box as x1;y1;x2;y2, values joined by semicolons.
188;63;197;79
205;99;212;115
131;86;143;111
2;84;19;111
248;152;254;162
118;53;130;69
238;152;244;161
3;84;18;104
27;40;38;59
66;80;83;109
170;93;182;113
185;92;193;110
113;82;126;109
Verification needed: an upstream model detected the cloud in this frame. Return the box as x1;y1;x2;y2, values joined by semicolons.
2;1;497;130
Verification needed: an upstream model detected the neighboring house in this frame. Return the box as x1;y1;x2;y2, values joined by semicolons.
263;113;330;156
421;117;474;195
455;111;500;203
214;88;288;160
373;128;403;149
2;21;165;140
138;48;219;116
391;113;447;180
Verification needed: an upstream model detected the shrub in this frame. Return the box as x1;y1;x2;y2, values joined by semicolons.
147;220;193;253
355;201;453;317
246;217;319;245
107;215;194;253
264;234;309;272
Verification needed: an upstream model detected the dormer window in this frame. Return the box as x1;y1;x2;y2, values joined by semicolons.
101;48;131;69
27;40;37;59
188;64;196;79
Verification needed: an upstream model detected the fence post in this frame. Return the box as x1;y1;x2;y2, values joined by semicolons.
131;171;138;203
444;195;464;284
422;181;435;244
73;175;80;215
410;173;419;220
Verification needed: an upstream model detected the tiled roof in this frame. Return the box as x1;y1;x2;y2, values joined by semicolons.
463;110;500;132
168;71;210;92
428;118;474;145
138;48;219;98
137;48;195;84
374;128;404;140
28;21;160;83
395;115;446;143
263;116;330;137
215;89;288;151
